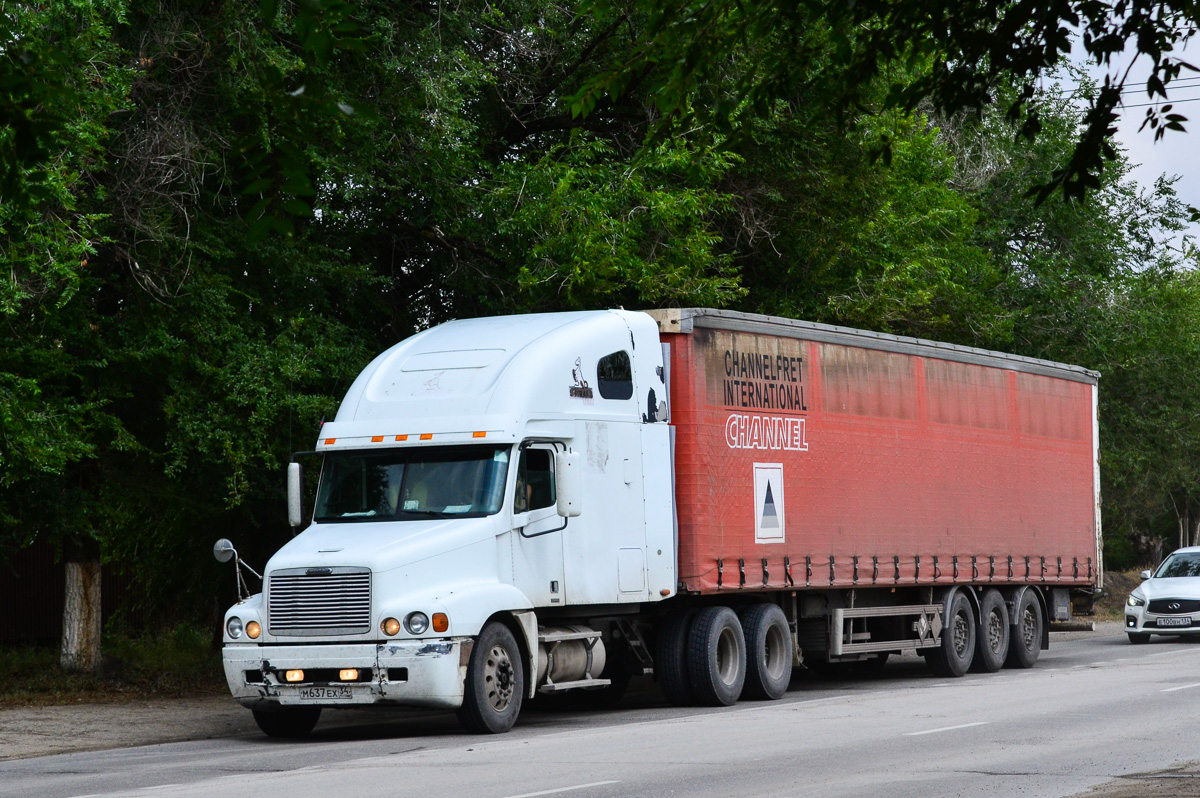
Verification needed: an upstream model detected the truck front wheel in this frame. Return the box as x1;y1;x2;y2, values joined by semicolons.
687;606;746;706
252;705;322;738
458;622;525;734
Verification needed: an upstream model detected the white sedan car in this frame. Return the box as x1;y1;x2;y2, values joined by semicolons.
1126;546;1200;643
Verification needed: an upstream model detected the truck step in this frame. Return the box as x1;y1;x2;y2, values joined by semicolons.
537;678;612;693
538;629;602;643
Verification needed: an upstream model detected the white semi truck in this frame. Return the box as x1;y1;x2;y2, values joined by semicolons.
217;309;1100;737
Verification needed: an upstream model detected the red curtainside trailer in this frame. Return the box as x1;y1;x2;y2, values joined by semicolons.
648;308;1099;688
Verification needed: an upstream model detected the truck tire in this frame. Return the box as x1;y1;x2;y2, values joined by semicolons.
926;591;975;677
457;621;524;734
740;604;792;700
1005;589;1043;669
252;705;321;738
971;589;1010;673
656;609;696;706
687;606;746;706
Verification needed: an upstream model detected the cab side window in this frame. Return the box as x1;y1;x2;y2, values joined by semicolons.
597;351;633;400
514;448;555;512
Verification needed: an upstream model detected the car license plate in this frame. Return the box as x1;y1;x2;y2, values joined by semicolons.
1158;616;1192;627
299;686;354;700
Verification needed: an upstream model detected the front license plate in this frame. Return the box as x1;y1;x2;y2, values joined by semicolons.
299;686;354;700
1158;616;1192;627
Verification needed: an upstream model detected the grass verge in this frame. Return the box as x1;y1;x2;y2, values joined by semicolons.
0;623;226;708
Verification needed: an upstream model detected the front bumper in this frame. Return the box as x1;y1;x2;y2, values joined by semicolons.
222;639;471;710
1125;606;1200;635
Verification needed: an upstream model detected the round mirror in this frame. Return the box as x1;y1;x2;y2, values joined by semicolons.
213;538;236;564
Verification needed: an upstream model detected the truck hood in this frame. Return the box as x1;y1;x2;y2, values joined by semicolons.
265;516;499;575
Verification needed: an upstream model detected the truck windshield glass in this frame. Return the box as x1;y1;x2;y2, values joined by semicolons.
314;446;510;522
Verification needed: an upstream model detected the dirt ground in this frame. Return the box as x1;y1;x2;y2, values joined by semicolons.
1;620;1191;796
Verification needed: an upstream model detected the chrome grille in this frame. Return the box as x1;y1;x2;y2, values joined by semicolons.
268;567;371;636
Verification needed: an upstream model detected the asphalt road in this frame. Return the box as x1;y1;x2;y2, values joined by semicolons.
4;629;1199;798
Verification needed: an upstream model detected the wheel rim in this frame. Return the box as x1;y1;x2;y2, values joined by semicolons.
952;610;970;658
987;608;1005;654
1020;605;1037;649
764;624;787;679
484;644;515;711
716;626;739;685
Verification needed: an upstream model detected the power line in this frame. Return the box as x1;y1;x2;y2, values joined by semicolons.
1122;95;1200;109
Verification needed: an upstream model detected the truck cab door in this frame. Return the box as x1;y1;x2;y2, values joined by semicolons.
509;444;566;606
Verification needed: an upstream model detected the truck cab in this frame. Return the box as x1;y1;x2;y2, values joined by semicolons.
220;310;674;735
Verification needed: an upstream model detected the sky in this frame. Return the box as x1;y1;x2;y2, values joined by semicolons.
1081;43;1200;252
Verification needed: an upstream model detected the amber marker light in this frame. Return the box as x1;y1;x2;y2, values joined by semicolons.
432;613;449;633
395;435;408;441
339;668;359;681
382;617;401;636
324;438;336;445
420;433;433;440
371;435;384;442
246;621;261;639
472;431;486;438
285;670;304;683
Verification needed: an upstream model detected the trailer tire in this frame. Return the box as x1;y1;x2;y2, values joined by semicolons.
252;705;321;739
1127;632;1151;644
971;589;1010;673
687;606;746;706
926;592;975;677
656;610;696;706
740;604;792;700
457;621;524;734
1005;589;1043;669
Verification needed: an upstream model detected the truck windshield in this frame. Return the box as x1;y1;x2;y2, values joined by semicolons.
313;446;510;522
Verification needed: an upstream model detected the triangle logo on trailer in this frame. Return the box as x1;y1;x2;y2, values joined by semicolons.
754;463;785;542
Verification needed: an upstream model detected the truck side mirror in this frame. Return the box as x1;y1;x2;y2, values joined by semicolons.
555;450;582;518
287;462;304;528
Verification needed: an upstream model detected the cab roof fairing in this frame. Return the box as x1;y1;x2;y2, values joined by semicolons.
323;310;654;443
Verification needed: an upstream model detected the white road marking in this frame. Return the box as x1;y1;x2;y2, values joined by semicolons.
500;781;620;798
1161;682;1200;692
904;721;990;736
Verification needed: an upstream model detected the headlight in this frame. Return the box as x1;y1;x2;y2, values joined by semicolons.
246;621;261;639
405;612;430;635
381;617;401;636
1128;594;1146;607
226;617;244;639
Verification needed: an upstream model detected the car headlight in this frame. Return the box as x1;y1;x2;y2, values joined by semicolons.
1128;594;1146;607
226;616;244;639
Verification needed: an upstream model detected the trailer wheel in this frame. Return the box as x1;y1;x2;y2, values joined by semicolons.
688;606;746;706
655;610;696;706
457;621;524;734
740;604;792;700
1005;589;1043;669
926;592;975;677
252;705;321;739
971;589;1010;673
1127;632;1151;644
